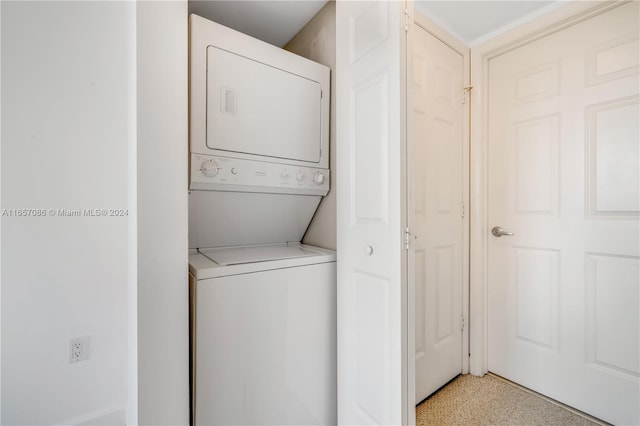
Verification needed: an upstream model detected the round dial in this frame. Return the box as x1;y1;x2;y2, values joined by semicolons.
201;160;220;178
313;172;325;185
296;172;305;182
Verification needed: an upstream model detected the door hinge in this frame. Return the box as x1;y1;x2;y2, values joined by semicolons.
462;86;473;104
461;315;465;331
404;227;411;250
403;8;412;32
462;202;466;219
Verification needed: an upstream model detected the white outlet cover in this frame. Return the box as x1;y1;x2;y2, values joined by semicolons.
69;336;90;363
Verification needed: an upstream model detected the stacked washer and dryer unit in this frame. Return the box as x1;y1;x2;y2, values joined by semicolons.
188;15;336;426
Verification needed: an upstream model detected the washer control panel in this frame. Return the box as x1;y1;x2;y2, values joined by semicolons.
190;154;330;195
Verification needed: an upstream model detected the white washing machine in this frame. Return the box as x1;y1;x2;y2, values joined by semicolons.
188;158;337;425
189;244;336;425
188;15;335;426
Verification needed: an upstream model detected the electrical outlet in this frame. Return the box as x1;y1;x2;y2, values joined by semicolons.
69;336;90;363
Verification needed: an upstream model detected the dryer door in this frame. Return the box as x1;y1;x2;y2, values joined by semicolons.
206;46;322;164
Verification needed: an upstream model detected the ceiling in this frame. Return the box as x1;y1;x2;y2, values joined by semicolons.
188;1;329;47
414;1;558;45
188;1;561;48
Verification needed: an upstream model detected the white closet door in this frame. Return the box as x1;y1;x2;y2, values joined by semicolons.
487;3;639;424
336;0;410;424
412;24;465;404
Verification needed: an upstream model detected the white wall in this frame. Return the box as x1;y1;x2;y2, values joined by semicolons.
285;1;337;251
1;2;135;424
136;2;189;425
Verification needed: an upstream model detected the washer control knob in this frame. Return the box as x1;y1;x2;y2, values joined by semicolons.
231;167;238;175
201;160;220;178
313;172;325;185
296;172;305;182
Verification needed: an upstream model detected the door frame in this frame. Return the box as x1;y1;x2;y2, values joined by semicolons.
409;11;471;377
468;0;626;376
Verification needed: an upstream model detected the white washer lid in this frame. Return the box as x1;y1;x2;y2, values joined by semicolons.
200;243;324;266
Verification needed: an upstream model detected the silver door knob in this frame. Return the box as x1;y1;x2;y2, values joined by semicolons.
491;226;514;237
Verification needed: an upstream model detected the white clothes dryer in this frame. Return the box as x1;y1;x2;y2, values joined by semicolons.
188;15;335;426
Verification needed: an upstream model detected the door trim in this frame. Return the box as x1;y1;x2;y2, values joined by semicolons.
411;11;471;376
403;1;414;422
468;0;627;376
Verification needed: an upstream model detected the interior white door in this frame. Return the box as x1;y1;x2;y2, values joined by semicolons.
336;0;410;424
412;24;464;403
487;3;640;425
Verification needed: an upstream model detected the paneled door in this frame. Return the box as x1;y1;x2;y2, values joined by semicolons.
487;3;639;425
412;23;465;403
336;1;411;424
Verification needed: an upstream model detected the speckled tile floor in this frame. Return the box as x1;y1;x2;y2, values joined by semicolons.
416;374;607;426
